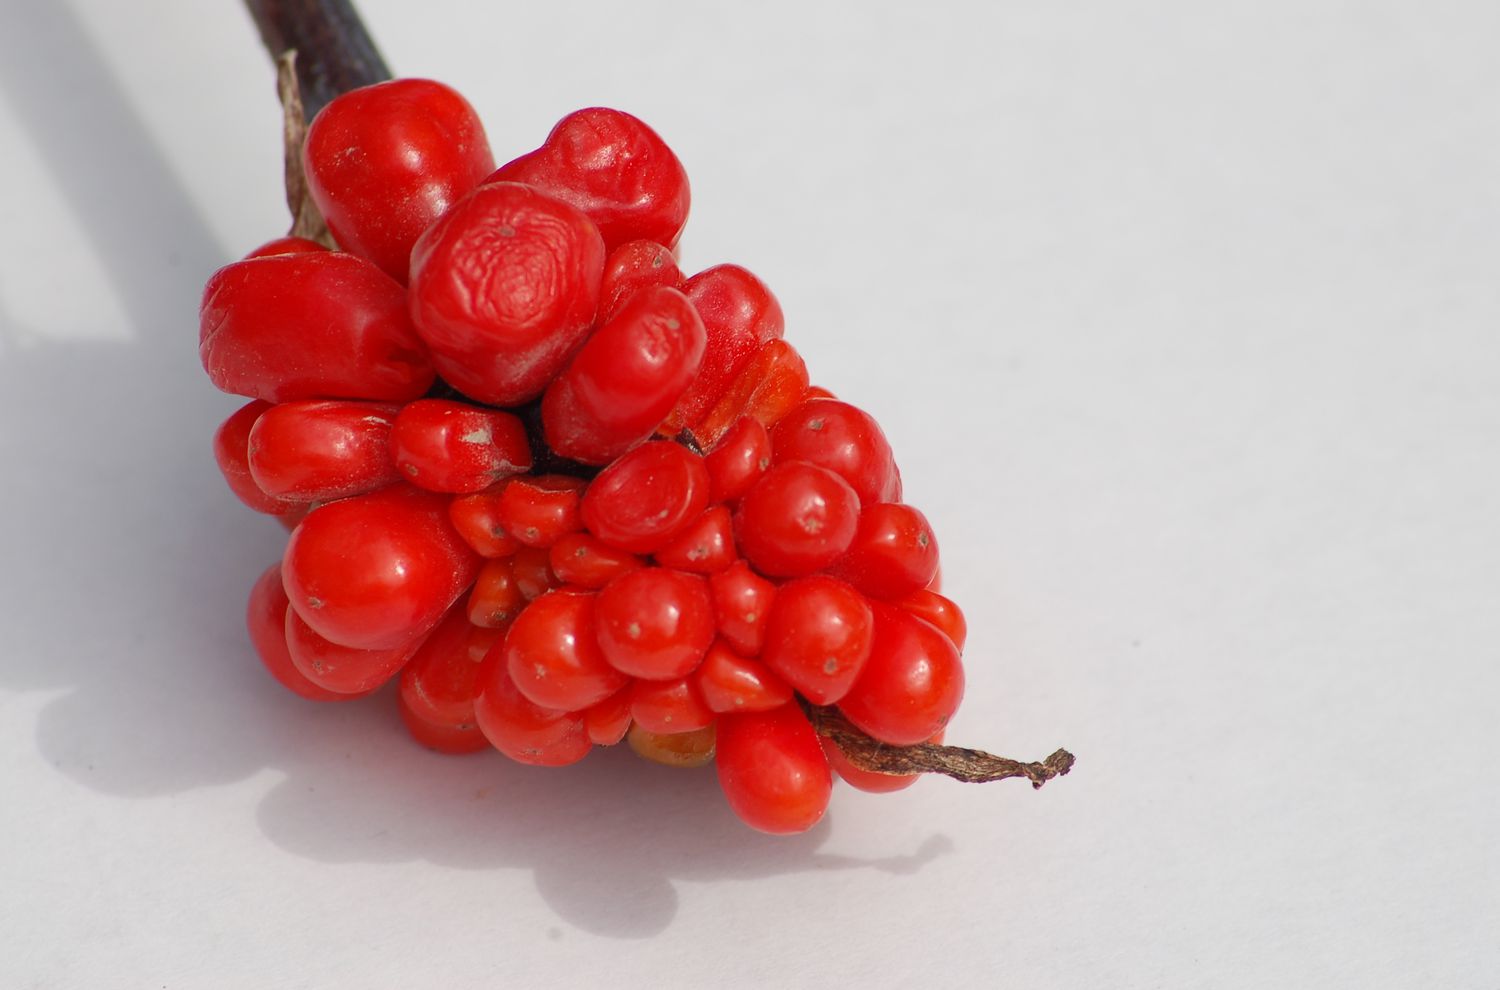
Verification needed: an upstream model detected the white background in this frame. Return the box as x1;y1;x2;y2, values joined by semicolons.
2;1;1497;987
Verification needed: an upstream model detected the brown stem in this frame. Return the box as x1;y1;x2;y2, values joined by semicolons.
243;0;391;120
807;704;1074;788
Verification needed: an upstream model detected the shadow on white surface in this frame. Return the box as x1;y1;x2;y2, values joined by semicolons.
0;1;950;940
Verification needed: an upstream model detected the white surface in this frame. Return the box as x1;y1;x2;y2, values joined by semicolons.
2;1;1497;986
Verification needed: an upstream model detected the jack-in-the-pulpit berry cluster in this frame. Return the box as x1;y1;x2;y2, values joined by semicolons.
203;78;969;834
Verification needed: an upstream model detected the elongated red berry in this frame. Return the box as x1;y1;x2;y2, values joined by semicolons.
496;475;586;547
474;663;592;767
304;78;494;282
734;461;860;578
838;603;965;746
898;589;967;651
390;399;532;494
504;590;628;711
595;567;715;679
246;562;353;702
629;677;714;734
548;533;643;588
408;182;605;406
598;239;682;323
694;640;794;714
771;398;900;505
580;441;710;554
247;399;401;502
830;503;939;600
467;557;525;628
282;485;481;650
582;687;634;746
201;252;434;403
667;265;784;431
215;400;291;514
285;608;420;694
760;575;873;705
488;107;690;251
716;704;832;834
542;286;706;464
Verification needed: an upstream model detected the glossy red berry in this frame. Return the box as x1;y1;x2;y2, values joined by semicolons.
398;607;488;727
200;251;434;403
707;560;777;657
667;265;784;431
838;603;965;746
466;557;525;628
247;399;401;502
214;400;291;514
629;677;714;734
304;78;494;282
830;502;940;600
652;505;737;574
488;107;690;252
474;663;592;767
694;640;794;714
598;239;683;323
734;461;860;578
448;484;523;558
511;545;562;601
582;686;634;746
408;181;605;406
595;567;715;679
282;484;481;650
716;704;832;834
580;441;710;554
245;562;353;702
390;399;532;494
760;575;873;705
504;590;629;711
547;533;643;588
285;607;420;694
398;697;490;754
897;589;967;651
542;286;706;464
693;338;809;448
704;415;772;504
496;474;586;547
771;398;900;505
243;235;329;259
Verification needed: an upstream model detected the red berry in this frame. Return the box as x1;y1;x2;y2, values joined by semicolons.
897;589;967;651
200;251;434;403
694;640;794;714
245;562;354;702
496;474;586;547
244;236;328;259
595;567;715;679
838;604;965;746
511;545;562;600
771;398;899;505
504;590;629;711
716;704;832;834
448;484;523;558
282;485;481;650
488;107;690;252
466;557;525;628
285;607;420;694
390;399;532;494
547;533;644;588
408;182;605;406
830;502;940;600
579;441;710;554
760;575;873;705
582;687;634;746
734;461;860;578
399;607;489;727
247;399;401;502
542;286;706;464
629;677;714;734
667;264;784;431
707;560;777;657
214;400;292;514
474;663;592;767
598;239;683;323
398;698;490;754
304;78;494;282
704;415;772;504
652;505;737;574
693;338;809;448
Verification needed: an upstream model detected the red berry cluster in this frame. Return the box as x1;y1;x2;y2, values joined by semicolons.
204;78;970;834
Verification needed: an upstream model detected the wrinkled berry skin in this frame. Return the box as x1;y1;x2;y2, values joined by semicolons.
408;182;606;407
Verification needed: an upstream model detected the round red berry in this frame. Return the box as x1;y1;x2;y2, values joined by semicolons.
716;704;832;835
595;567;715;679
760;575;874;705
504;590;629;711
580;441;710;554
734;461;860;578
838;603;965;746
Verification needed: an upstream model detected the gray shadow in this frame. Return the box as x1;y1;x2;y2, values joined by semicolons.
0;0;949;939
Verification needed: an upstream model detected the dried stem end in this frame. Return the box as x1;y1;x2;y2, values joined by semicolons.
807;705;1074;788
275;53;335;245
